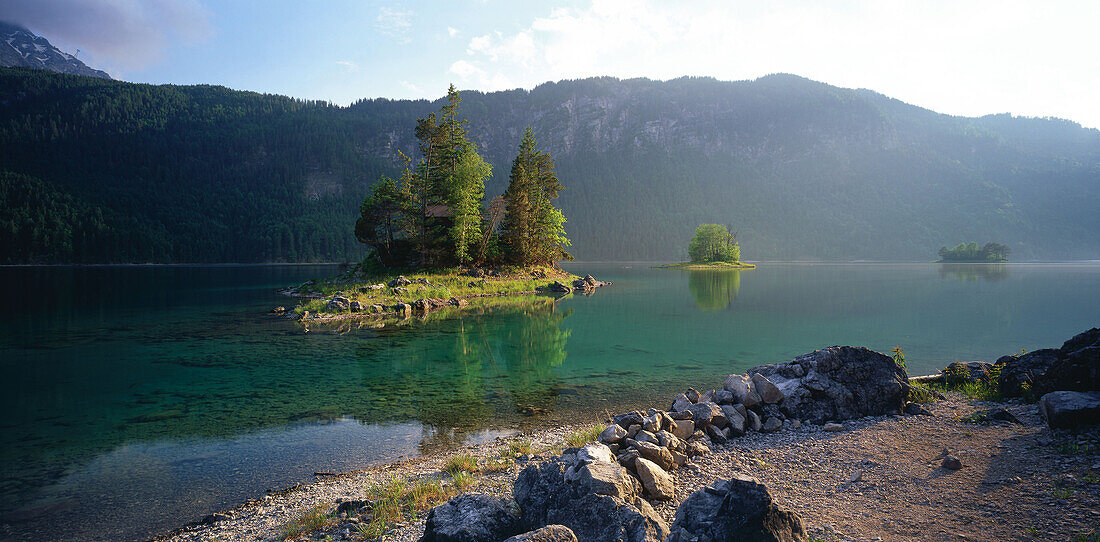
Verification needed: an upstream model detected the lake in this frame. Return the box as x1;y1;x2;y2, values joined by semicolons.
1;262;1097;540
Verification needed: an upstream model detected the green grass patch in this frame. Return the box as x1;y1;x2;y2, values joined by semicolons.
908;381;940;403
443;452;479;475
654;261;756;269
924;363;1002;401
566;424;607;447
278;504;333;540
358;475;458;540
505;439;532;457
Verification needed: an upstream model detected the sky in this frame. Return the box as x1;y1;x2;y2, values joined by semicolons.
2;0;1098;129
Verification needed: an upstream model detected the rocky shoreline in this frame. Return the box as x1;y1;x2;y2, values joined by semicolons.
274;272;610;326
159;328;1099;542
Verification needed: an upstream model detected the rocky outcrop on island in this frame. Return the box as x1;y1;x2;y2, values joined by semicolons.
422;344;912;541
539;275;611;294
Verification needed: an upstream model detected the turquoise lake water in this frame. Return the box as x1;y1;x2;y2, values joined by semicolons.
0;262;1097;540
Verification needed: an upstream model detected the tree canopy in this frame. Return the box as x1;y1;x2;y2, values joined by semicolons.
355;88;569;268
937;242;1010;262
688;224;741;263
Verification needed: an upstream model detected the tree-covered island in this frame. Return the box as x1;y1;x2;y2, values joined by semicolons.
936;242;1011;263
283;86;601;322
657;223;756;269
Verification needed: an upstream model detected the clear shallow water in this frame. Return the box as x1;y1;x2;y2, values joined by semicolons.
1;262;1098;540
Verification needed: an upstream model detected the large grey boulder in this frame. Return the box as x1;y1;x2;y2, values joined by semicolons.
996;349;1061;398
998;328;1100;398
686;401;723;428
514;458;669;542
1039;391;1100;429
666;474;807;542
750;346;909;424
724;374;762;407
420;494;521;542
504;525;577;542
326;295;350;312
752;373;785;403
570;460;642;502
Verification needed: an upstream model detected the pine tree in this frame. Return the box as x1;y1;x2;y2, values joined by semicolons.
501;127;570;265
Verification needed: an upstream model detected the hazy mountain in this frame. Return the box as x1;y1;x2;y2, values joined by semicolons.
1;68;1097;263
0;21;110;79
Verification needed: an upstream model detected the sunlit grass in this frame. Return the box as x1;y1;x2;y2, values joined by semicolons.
566;424;607;448
278;504;333;540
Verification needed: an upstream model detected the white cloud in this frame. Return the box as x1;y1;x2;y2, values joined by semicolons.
447;26;459;38
445;0;1100;128
375;6;413;42
335;60;359;72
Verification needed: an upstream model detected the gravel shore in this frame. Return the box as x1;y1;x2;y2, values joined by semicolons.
158;394;1099;542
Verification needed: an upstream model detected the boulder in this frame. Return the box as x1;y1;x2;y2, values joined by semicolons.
599;424;628;444
634;457;675;500
686;401;723;428
670;419;695;441
746;410;762;431
394;303;412;318
514;459;669;542
724;374;762;407
750;346;909;424
1033;329;1100;397
503;525;578;542
752;373;785;404
420;494;521;542
576;442;614;464
633;440;675;471
327;296;350;312
671;393;693;412
941;361;994;385
1039;391;1100;429
573;460;642;502
388;275;412;287
714;389;735;404
721;405;746;436
666;474;807;542
996;349;1061;397
548;281;572;293
348;300;362;313
762;416;783;432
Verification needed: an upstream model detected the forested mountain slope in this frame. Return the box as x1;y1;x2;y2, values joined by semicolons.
1;67;1097;263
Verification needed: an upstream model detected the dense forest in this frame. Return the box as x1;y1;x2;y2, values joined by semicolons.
937;242;1010;262
1;67;1098;263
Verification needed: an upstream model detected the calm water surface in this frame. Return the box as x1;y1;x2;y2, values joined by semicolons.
1;262;1097;540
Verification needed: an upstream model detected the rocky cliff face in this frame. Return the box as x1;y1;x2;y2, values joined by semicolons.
0;21;110;79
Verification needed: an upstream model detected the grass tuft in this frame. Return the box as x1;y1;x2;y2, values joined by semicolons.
566;424;607;448
278;504;332;540
443;453;479;475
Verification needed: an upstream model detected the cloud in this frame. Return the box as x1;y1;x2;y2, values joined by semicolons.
0;0;213;70
375;6;413;42
335;60;359;72
447;26;459;38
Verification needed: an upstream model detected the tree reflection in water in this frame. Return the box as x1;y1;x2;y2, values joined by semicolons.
938;263;1010;282
688;270;742;311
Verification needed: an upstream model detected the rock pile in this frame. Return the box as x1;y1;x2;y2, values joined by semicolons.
993;328;1099;429
540;275;611;294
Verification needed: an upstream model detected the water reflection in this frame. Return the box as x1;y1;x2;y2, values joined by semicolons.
938;263;1010;282
688;270;742;311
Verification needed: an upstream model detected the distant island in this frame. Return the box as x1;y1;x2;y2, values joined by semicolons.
936;242;1010;263
657;224;756;269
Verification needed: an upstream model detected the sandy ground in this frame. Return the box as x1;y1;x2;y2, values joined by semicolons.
158;394;1100;542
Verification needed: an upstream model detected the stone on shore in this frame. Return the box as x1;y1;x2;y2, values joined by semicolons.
1039;391;1100;429
634;457;675;500
941;361;994;385
326;295;350;312
666;474;807;542
724;374;762;407
752;372;785;403
503;525;578;542
420;494;521;542
750;346;909;424
670;418;694;440
599;424;628;444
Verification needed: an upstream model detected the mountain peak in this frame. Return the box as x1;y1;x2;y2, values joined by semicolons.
0;20;110;79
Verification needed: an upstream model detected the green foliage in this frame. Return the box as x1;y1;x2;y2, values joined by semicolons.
501;127;571;266
937;242;1010;262
891;346;907;370
907;381;939;403
443;453;479;475
927;364;1002;401
688;224;741;263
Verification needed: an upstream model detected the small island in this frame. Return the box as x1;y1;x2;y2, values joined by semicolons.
656;224;756;269
282;87;606;323
936;242;1010;263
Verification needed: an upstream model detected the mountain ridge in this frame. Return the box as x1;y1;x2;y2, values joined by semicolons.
0;21;110;80
0;67;1097;263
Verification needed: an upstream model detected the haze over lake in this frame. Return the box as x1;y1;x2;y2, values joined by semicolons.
1;262;1097;541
